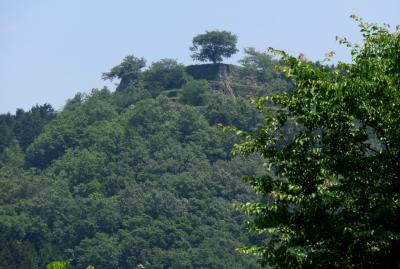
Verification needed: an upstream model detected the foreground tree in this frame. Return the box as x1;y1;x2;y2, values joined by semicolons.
190;30;238;64
230;16;400;268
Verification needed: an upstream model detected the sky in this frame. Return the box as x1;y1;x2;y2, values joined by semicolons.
0;0;399;113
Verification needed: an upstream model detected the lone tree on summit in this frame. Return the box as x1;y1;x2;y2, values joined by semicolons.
190;30;238;64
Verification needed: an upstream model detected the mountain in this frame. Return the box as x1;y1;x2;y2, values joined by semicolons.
0;51;292;269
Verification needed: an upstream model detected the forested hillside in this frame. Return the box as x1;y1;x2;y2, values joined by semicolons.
0;48;291;268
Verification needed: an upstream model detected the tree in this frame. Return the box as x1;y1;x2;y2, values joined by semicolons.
0;104;56;153
190;30;238;64
102;55;146;91
144;58;188;95
238;48;276;83
46;260;70;269
46;260;95;269
179;80;210;106
13;104;56;150
230;16;400;268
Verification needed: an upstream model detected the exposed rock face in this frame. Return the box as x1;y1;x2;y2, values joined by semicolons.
185;63;233;81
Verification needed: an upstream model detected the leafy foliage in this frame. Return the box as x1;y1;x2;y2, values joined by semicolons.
46;260;70;269
46;260;95;269
179;80;211;106
0;53;275;267
144;59;188;96
102;55;146;91
231;17;400;268
190;30;238;64
238;47;275;84
0;29;300;268
0;104;55;153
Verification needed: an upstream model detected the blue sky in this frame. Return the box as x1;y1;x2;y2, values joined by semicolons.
1;0;399;113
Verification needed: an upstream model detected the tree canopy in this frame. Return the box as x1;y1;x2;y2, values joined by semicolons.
2;18;399;268
143;58;188;95
190;30;238;64
0;50;278;268
230;16;400;268
102;55;146;91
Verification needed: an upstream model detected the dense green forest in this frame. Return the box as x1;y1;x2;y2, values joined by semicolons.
0;44;291;269
2;22;399;269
